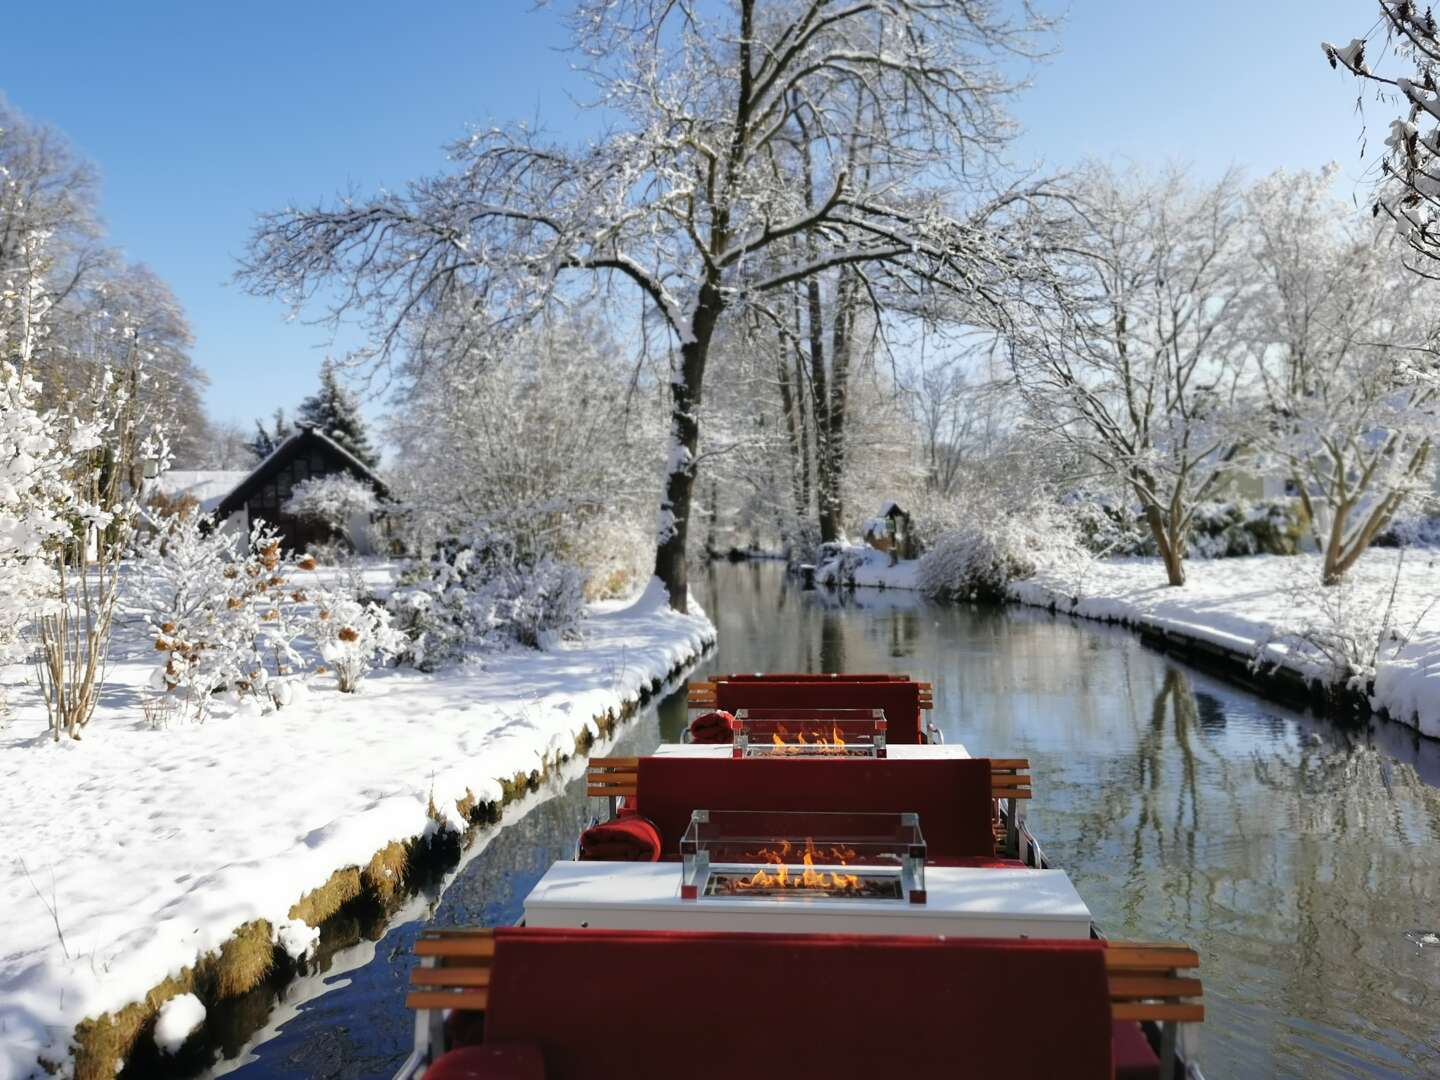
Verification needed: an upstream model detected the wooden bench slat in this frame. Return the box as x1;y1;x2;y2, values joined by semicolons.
1109;976;1203;998
414;936;497;958
992;789;1032;799
590;757;639;768
1112;1003;1205;1023
410;967;493;987
990;774;1031;786
405;990;490;1010
1104;946;1200;970
988;758;1030;769
586;785;638;798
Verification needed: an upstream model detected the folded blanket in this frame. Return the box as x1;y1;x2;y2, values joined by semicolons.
578;814;663;861
689;709;736;744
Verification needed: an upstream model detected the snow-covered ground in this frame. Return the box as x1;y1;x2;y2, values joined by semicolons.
0;573;713;1080
816;544;922;590
1014;552;1440;738
823;546;1440;739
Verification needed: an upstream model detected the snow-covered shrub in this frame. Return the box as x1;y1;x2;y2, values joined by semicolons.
387;542;586;666
130;508;244;722
483;557;586;649
815;542;872;588
1186;499;1306;559
1252;556;1430;689
309;587;404;692
132;515;315;717
919;493;1089;602
283;473;376;549
0;363;68;668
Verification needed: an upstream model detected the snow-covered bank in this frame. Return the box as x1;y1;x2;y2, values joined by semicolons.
0;577;713;1080
816;544;922;590
817;544;1440;739
1013;554;1440;739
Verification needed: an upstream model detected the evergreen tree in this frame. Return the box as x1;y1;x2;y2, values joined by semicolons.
249;408;291;463
297;361;379;469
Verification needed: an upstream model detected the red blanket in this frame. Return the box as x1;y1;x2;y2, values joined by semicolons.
687;709;735;744
576;815;662;862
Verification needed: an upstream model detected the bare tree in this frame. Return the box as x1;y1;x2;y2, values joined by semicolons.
1008;166;1254;586
1244;167;1440;583
239;0;1054;610
1324;5;1440;273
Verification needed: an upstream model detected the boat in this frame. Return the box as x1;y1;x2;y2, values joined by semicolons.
391;673;1206;1080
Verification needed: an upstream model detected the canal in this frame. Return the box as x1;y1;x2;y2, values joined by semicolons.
206;561;1440;1080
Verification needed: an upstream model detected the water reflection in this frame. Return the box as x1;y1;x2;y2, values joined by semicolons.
218;562;1440;1080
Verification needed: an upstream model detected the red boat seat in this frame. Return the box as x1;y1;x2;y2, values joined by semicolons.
424;1043;546;1080
481;928;1113;1080
632;756;995;859
710;679;926;742
1112;1020;1161;1079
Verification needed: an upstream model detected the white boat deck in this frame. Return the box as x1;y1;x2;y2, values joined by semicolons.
524;862;1089;939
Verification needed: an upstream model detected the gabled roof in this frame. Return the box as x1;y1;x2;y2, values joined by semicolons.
215;426;388;517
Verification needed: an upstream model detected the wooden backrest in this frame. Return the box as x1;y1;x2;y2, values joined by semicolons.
405;928;496;1012
1105;942;1205;1023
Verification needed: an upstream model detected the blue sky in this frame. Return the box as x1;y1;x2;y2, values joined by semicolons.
3;1;1376;448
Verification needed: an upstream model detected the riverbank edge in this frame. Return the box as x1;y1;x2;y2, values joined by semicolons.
55;625;716;1080
830;561;1428;738
1007;586;1380;723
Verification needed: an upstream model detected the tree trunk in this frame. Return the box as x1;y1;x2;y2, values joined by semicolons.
653;292;721;612
1141;502;1186;587
807;277;837;543
825;268;855;541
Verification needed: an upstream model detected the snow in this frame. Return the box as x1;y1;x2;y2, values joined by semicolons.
1011;553;1440;739
0;572;713;1080
152;994;205;1055
815;544;922;590
147;471;249;513
821;545;1440;740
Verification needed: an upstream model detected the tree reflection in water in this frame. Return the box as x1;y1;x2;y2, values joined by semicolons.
211;563;1440;1080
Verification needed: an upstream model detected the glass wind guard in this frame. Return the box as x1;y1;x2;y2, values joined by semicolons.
731;708;887;758
680;809;926;904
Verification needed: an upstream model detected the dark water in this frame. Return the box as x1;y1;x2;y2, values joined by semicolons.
215;561;1440;1080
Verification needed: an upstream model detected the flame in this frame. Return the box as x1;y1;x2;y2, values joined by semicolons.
732;838;863;894
764;721;847;754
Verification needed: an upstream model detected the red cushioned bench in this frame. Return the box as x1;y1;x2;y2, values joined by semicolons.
688;675;932;743
409;928;1203;1080
583;754;1031;862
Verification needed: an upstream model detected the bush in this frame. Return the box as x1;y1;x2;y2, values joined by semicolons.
918;504;1088;602
1066;496;1307;559
387;543;587;667
310;588;405;692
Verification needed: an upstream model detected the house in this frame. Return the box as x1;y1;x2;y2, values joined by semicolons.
862;500;918;561
148;470;252;517
214;426;389;553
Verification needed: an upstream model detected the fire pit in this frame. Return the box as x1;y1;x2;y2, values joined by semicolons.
680;809;926;904
731;708;887;758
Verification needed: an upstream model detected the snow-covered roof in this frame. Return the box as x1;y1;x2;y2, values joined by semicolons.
149;470;250;513
875;499;903;518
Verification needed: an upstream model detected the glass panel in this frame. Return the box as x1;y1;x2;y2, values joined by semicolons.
680;809;925;903
731;708;887;758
